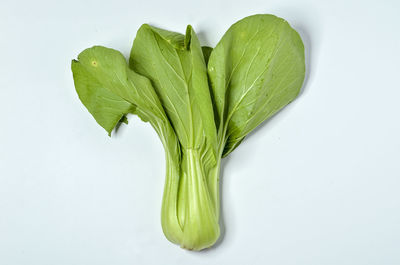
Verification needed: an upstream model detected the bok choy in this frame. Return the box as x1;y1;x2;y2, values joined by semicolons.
71;14;305;250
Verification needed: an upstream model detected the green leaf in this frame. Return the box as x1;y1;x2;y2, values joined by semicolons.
130;24;217;153
208;14;305;156
71;58;135;136
71;46;180;152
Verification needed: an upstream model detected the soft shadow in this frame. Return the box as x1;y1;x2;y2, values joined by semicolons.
112;116;130;138
196;30;212;47
295;26;312;98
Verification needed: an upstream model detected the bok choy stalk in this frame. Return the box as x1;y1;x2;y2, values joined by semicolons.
71;14;305;250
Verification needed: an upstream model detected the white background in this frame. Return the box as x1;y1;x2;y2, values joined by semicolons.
1;0;399;264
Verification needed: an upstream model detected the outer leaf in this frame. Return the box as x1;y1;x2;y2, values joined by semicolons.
208;14;305;156
72;60;135;136
71;46;180;153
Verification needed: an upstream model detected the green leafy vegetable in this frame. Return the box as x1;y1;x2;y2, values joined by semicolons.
71;14;305;251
